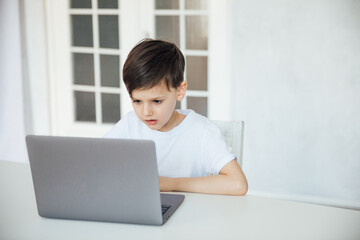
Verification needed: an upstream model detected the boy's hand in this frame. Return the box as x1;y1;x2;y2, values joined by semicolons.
158;160;248;196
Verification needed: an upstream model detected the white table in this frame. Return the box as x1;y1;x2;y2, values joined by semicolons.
1;160;359;240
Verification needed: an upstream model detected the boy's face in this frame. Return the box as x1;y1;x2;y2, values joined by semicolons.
131;80;187;132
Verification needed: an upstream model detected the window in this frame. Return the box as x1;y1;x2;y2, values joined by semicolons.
70;1;122;125
154;0;209;117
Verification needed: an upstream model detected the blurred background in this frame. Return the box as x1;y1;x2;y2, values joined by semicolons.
1;0;359;210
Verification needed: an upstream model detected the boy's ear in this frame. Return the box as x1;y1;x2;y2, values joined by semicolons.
176;81;187;101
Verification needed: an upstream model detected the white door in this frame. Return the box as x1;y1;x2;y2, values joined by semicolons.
46;0;231;137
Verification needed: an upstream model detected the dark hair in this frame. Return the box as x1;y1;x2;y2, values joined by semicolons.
123;39;185;96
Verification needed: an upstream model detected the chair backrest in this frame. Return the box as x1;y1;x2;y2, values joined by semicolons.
211;120;245;167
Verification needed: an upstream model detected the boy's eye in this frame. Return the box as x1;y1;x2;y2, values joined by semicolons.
133;100;141;104
153;100;162;104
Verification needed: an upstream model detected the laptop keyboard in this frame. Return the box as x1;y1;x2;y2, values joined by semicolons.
162;205;171;215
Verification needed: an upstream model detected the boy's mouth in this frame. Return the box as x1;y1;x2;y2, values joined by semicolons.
145;120;157;125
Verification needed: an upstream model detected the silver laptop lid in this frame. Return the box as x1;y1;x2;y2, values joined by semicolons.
26;135;163;225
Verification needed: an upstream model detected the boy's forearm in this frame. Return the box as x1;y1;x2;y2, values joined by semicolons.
160;174;247;196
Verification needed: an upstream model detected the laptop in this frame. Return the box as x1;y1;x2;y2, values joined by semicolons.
25;135;185;225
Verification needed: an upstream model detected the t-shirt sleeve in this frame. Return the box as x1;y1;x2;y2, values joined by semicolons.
201;122;236;175
103;113;129;138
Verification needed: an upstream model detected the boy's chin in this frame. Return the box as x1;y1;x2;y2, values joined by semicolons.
144;122;160;130
146;123;170;132
146;125;158;130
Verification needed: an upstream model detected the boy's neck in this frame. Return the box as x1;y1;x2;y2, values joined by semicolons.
158;110;186;132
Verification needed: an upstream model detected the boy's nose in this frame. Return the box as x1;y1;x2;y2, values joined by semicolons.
143;104;153;116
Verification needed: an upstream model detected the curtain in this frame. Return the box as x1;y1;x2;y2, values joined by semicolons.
0;0;28;162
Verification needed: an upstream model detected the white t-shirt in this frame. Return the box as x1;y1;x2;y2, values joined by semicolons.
104;109;235;177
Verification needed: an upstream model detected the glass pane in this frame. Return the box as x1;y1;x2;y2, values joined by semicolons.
100;54;120;87
155;0;179;9
73;53;95;86
186;56;207;90
71;15;93;47
187;97;207;117
74;91;96;122
99;15;119;49
71;0;92;8
155;16;180;47
185;0;207;10
102;93;120;123
186;16;208;50
98;0;118;9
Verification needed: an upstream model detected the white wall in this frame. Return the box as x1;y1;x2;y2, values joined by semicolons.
230;0;360;207
0;0;28;162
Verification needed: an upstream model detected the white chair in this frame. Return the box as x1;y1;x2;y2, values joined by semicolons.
211;120;245;167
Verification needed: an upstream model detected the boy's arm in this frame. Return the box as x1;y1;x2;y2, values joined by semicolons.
159;159;248;196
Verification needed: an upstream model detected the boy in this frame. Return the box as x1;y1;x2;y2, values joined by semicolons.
105;39;248;196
